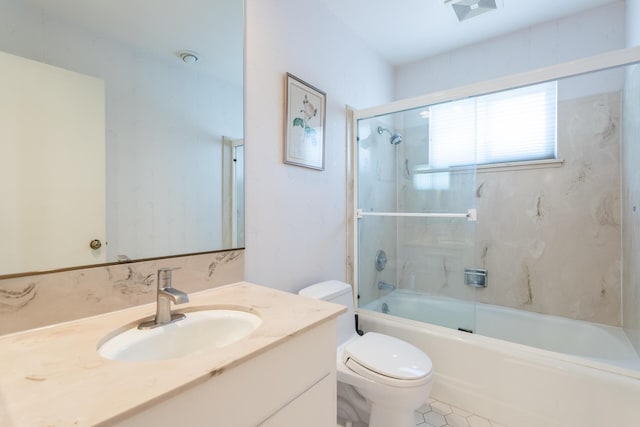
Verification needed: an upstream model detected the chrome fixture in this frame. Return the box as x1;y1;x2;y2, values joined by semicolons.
378;281;396;291
357;208;477;222
377;126;403;145
444;0;498;22
375;249;388;271
464;268;488;288
138;268;189;329
381;302;390;314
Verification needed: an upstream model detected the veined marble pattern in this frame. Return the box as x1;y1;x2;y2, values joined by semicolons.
471;92;622;326
0;249;244;335
391;91;622;326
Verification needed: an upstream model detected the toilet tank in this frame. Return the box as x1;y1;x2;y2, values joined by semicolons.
298;280;355;346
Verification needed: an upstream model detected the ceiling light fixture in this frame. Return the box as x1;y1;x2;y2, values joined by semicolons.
178;50;199;64
444;0;498;22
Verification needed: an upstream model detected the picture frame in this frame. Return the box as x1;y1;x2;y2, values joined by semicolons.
284;73;326;170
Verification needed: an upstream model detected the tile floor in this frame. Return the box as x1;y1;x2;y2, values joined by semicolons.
415;398;508;427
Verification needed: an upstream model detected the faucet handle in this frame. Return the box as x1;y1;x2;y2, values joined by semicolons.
158;267;181;273
157;267;181;289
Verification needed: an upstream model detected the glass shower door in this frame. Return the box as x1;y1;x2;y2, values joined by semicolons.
355;103;478;333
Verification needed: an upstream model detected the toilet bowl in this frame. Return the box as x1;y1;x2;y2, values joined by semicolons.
299;280;433;427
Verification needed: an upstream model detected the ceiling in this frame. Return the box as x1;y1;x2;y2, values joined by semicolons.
20;0;243;82
16;0;623;73
320;0;622;65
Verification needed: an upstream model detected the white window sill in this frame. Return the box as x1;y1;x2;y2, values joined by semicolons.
476;158;564;173
414;158;564;175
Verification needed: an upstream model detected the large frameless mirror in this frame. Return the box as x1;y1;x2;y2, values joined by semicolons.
0;0;244;276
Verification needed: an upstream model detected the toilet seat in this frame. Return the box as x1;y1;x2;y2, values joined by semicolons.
342;332;432;388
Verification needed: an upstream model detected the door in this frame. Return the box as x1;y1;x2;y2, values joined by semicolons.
354;104;477;333
0;51;106;274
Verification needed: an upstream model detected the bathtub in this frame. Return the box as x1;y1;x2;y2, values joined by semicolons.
359;290;640;427
363;290;640;370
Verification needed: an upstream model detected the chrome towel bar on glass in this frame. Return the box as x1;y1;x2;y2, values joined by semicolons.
356;208;477;221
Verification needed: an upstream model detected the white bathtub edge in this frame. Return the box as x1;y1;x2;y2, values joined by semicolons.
359;310;640;427
432;371;553;427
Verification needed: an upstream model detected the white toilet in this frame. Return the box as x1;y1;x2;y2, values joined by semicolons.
299;280;433;427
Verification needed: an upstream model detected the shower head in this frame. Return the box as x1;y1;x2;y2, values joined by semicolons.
377;126;403;145
389;133;403;145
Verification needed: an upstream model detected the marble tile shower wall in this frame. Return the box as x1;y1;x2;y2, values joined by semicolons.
473;92;621;325
0;250;244;335
623;65;640;351
396;92;622;326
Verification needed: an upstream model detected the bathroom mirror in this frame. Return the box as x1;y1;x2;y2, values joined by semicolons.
0;0;244;276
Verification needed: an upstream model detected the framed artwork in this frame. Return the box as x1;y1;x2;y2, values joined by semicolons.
284;73;326;170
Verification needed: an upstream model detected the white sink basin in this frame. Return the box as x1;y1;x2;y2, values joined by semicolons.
98;309;262;362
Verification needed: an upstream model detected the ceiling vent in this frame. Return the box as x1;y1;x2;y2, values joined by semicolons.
444;0;498;22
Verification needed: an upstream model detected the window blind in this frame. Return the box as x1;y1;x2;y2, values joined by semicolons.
428;81;557;168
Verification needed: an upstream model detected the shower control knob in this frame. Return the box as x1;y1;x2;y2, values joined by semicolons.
375;250;387;271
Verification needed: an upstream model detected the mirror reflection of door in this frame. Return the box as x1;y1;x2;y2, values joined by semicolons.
0;51;106;275
222;137;244;248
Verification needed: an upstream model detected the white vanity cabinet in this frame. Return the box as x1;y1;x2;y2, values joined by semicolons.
0;283;344;426
114;319;337;427
258;374;334;426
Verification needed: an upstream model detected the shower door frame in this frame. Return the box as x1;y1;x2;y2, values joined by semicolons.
348;44;640;326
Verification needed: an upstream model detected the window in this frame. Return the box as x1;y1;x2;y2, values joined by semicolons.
428;81;557;168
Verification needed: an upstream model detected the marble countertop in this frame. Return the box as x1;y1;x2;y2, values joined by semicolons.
0;282;345;426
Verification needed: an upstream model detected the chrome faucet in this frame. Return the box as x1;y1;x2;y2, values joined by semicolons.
138;268;189;329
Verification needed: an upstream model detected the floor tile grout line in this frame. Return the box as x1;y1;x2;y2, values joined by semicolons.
414;397;507;427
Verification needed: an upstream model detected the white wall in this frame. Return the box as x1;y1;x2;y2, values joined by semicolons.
244;0;393;292
628;0;640;46
395;2;626;99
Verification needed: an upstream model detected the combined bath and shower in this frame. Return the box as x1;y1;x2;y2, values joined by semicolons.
377;126;403;145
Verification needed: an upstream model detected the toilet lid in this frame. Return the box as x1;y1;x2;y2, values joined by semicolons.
342;332;432;381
